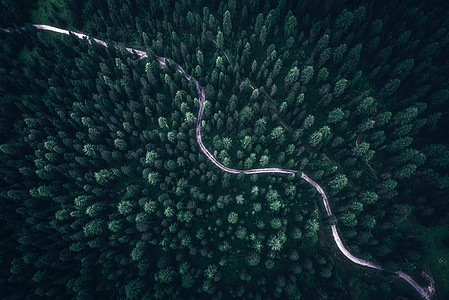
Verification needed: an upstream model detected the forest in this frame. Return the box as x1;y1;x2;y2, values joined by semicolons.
1;0;449;299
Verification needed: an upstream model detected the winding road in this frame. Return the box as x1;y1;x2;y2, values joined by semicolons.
4;24;435;300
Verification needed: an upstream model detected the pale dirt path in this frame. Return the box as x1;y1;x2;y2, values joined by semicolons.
4;24;435;300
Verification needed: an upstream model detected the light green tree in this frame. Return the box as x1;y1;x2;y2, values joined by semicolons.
145;150;158;165
216;56;223;70
284;12;297;37
333;44;347;63
118;200;134;215
205;264;217;279
242;135;252;149
269;200;282;212
273;59;282;78
223;10;232;36
197;49;204;66
83;144;96;157
317;67;329;83
334;78;348;97
329;174;348;192
309;131;323;147
360;191;378;205
340;212;357;227
250;89;259;101
305;218;319;237
303;114;315;130
352;142;370;158
228;212;238;224
158;117;167;128
114;138;127;151
147;172;159;185
328;108;344;124
259;25;267;45
300;66;314;85
220;137;232;150
236;226;247;239
284;66;299;86
217;31;224;49
271;126;285;143
268;232;286;251
260;155;269;166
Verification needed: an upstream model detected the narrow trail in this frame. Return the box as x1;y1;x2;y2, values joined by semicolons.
356;134;381;183
4;24;435;300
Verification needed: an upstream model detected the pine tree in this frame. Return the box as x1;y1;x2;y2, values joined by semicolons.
217;31;224;49
259;25;267;45
223;10;232;36
381;79;401;97
284;12;297;38
284;66;299;87
333;78;347;97
300;66;314;85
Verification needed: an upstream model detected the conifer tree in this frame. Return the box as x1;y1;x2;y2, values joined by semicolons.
223;10;232;36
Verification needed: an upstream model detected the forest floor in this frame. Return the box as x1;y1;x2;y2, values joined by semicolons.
415;219;449;297
395;213;449;298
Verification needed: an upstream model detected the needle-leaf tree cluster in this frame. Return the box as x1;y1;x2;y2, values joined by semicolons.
1;0;449;299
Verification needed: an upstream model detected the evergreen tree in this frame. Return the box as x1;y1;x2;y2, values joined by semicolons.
223;10;232;36
333;78;347;97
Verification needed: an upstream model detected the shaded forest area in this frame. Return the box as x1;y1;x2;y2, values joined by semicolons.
1;0;449;299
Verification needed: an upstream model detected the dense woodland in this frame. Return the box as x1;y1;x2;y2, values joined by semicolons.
1;0;449;299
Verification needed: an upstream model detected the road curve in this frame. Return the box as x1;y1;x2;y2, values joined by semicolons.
4;24;435;300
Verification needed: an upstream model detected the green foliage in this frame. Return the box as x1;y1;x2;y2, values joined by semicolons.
352;142;374;161
83;144;96;157
158;117;167;128
227;211;238;224
125;279;144;299
94;169;114;186
83;219;104;236
305;218;320;237
333;78;347;97
335;9;353;31
300;66;314;85
389;136;413;152
268;232;287;251
284;12;297;37
317;67;329;83
309;130;323;148
147;172;159;185
284;66;299;87
246;251;261;266
303;114;315;130
270;126;285;144
259;26;267;46
217;31;224;49
381;78;401;96
328;108;344;124
340;212;357;227
223;10;232;36
423;144;449;168
329;174;348;192
1;2;448;299
270;218;282;229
